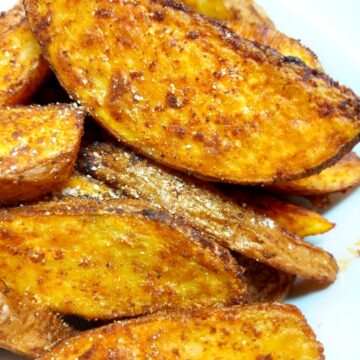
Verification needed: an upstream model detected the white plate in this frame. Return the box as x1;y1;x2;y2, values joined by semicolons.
0;0;359;359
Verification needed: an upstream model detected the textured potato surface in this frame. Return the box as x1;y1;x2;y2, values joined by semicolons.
25;0;360;183
79;141;338;283
229;189;334;237
0;198;246;320
0;3;50;105
42;304;324;360
0;280;75;357
183;0;321;70
0;105;84;205
229;21;322;70
270;152;360;195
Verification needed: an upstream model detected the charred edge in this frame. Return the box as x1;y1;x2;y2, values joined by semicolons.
161;0;189;12
282;56;305;66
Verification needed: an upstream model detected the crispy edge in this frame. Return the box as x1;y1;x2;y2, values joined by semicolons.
270;152;360;195
0;280;76;357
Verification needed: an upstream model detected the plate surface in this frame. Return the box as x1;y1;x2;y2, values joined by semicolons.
0;0;359;359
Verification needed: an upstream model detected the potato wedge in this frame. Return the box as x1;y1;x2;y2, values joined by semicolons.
182;0;274;26
236;255;295;302
0;280;75;358
0;3;50;105
25;0;360;184
229;21;322;70
0;105;84;205
228;189;334;237
78;141;338;283
42;304;324;360
54;172;123;200
269;152;360;195
0;198;246;320
182;1;321;70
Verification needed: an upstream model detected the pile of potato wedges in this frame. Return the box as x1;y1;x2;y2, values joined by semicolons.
0;0;359;358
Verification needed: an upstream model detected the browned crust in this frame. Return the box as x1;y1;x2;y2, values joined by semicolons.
25;0;360;184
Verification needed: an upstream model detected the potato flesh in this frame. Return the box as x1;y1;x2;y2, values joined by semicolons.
79;142;338;283
0;105;84;205
0;3;50;105
0;280;75;357
25;0;360;183
270;152;360;195
0;198;246;320
42;304;324;360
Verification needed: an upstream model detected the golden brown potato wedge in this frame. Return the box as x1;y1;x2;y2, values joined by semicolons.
54;172;123;200
182;0;274;26
229;21;322;70
42;304;324;360
0;280;76;358
0;105;84;205
183;1;321;70
236;255;295;302
228;189;335;237
78;141;338;283
0;198;246;320
0;3;50;105
269;152;360;195
25;0;360;184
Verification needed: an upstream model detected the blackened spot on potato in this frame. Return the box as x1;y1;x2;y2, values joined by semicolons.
318;104;335;117
282;56;304;66
152;9;165;22
108;72;128;104
166;92;182;108
162;0;189;12
186;30;200;40
141;209;159;220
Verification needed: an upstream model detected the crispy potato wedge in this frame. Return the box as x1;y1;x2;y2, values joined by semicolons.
0;280;76;358
236;255;295;302
0;3;50;105
182;0;273;26
78;141;338;282
228;189;334;237
42;304;324;360
25;0;360;184
229;21;322;70
0;198;246;320
183;1;321;70
0;105;84;205
54;172;123;200
269;152;360;195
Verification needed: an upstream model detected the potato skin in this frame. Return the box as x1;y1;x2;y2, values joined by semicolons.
0;3;50;105
0;280;75;358
78;141;338;283
270;152;360;195
181;0;274;26
228;188;334;237
25;0;360;184
0;198;246;320
0;104;84;205
42;304;324;360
